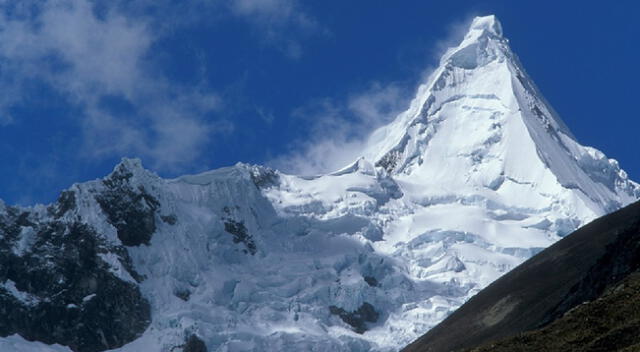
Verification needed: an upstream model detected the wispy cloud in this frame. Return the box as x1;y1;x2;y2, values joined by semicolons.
0;0;223;170
0;0;330;174
431;13;484;63
270;82;413;175
228;0;325;59
269;14;483;176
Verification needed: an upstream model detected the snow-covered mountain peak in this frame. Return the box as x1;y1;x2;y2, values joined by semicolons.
468;15;503;37
440;15;507;69
1;15;638;352
363;15;637;217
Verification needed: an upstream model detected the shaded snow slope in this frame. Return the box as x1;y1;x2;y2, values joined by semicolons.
0;15;638;352
0;335;72;352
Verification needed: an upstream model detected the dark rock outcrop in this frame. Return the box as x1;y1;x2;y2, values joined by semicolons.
95;163;160;246
184;334;208;352
0;202;150;352
329;302;379;334
48;190;77;219
249;166;280;189
170;334;208;352
175;288;191;302
161;214;178;225
223;219;257;255
222;206;257;255
375;150;401;173
364;276;379;287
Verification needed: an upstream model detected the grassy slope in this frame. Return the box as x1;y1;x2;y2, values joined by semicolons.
469;272;640;352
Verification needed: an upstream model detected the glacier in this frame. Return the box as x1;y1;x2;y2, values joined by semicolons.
0;15;638;352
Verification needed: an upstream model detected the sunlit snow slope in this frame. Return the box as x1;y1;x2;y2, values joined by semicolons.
1;15;638;352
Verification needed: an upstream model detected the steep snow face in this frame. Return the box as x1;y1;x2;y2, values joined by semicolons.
365;15;637;215
1;15;638;352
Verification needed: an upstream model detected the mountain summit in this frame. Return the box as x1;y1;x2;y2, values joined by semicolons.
0;15;638;352
365;15;636;214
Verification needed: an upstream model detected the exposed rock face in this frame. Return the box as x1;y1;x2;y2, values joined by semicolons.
96;162;160;247
0;202;150;352
363;276;379;287
183;335;208;352
330;302;380;334
49;190;77;219
249;166;280;189
222;206;257;255
223;219;257;255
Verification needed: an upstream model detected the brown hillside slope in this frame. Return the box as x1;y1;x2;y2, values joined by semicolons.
469;272;640;352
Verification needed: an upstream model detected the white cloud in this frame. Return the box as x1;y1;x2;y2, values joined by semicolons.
270;83;413;175
0;0;149;97
228;0;324;59
229;0;313;27
270;14;483;176
430;13;484;63
0;0;224;170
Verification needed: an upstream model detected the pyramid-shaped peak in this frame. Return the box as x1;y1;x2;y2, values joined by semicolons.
468;15;503;37
361;12;638;211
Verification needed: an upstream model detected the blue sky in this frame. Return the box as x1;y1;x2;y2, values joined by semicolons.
0;0;638;205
